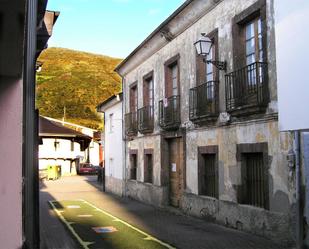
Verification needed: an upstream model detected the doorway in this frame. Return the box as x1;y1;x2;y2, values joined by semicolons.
168;137;184;207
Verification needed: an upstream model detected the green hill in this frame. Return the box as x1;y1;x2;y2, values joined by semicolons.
36;47;122;129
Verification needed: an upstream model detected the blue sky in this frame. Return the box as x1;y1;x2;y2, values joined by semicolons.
47;0;185;58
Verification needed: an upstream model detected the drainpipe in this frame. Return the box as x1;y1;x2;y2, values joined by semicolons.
294;130;303;249
102;111;106;192
121;77;127;197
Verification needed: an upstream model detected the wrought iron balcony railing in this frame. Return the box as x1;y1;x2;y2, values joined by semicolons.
138;105;154;134
125;111;137;136
225;62;268;113
159;95;180;130
189;81;219;122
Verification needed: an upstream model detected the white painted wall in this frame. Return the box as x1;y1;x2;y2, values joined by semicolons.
0;79;23;248
275;0;309;131
88;141;101;166
104;101;123;180
39;138;83;175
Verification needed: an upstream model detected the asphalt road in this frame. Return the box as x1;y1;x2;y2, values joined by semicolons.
40;175;291;249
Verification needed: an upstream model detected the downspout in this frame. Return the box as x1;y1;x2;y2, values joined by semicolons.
103;111;106;192
294;130;303;249
121;77;127;197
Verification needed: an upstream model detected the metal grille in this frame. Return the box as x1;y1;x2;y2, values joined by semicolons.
158;95;180;130
189;81;218;121
225;62;268;111
138;105;154;134
201;154;218;198
244;153;265;208
130;154;137;180
144;154;153;183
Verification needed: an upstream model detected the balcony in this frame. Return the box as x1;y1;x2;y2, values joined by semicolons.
189;81;219;123
159;95;180;130
225;62;268;115
138;105;154;134
125;112;137;136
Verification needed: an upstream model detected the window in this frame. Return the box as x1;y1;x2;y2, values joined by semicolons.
144;149;153;183
130;84;138;112
237;143;269;209
195;29;218;102
245;17;263;65
165;54;180;98
232;0;267;68
129;150;138;180
109;113;114;133
143;73;154;107
54;139;60;151
198;146;218;198
242;153;266;208
226;0;268;112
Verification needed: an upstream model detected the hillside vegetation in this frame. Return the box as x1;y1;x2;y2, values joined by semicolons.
36;47;122;129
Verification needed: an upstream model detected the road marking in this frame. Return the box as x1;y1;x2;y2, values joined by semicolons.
67;205;81;209
81;199;176;249
49;201;94;249
77;214;93;218
92;226;118;233
50;199;176;249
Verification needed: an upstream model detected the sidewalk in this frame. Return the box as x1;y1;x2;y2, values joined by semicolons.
40;176;292;249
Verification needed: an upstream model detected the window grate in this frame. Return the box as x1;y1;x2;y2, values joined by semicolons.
199;153;218;198
244;153;265;208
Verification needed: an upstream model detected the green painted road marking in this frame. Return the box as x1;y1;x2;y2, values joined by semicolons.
49;200;176;249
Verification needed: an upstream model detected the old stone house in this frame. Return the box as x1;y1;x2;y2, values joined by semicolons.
115;0;295;244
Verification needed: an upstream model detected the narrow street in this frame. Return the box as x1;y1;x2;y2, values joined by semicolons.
40;176;287;249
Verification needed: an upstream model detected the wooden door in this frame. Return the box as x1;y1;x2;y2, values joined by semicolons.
168;138;184;207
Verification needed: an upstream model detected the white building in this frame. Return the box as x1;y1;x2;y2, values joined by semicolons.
97;93;124;196
39;116;93;176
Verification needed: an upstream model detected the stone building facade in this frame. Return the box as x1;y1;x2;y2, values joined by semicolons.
115;0;295;244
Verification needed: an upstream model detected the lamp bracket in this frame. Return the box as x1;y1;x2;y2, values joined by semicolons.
204;58;227;71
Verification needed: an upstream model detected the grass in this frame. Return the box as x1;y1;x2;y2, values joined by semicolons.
49;200;175;249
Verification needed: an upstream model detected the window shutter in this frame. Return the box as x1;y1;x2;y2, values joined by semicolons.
196;53;206;86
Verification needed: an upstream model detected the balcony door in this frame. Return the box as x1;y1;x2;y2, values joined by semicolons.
130;84;138;113
143;75;153;107
165;57;179;98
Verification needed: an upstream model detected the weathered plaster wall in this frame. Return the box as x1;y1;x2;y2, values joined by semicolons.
126;180;168;207
183;119;294;243
186;119;294;212
105;176;124;197
127;135;161;185
0;79;23;249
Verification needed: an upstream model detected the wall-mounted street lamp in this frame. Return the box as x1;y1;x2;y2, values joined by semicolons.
194;33;227;71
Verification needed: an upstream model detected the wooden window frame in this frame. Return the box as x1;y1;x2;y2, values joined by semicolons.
236;142;269;209
198;145;219;198
129;82;138;113
129;149;138;180
164;54;180;98
143;71;154;107
144;149;154;184
232;0;267;69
